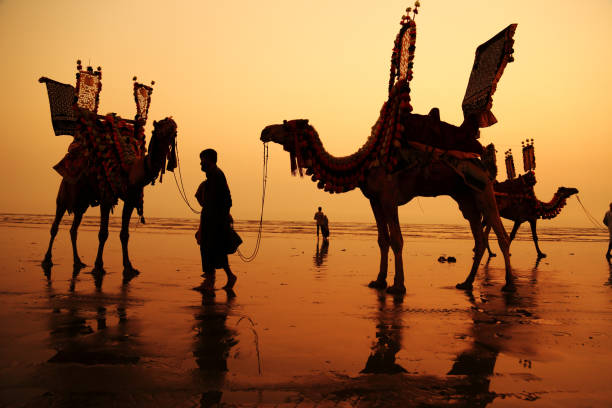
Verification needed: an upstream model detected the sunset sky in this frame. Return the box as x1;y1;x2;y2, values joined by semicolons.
0;0;610;227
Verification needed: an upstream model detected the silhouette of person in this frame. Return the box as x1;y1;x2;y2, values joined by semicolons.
314;206;325;239
194;149;237;294
321;213;330;240
604;202;612;259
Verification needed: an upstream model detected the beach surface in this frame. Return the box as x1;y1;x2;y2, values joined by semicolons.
0;214;611;407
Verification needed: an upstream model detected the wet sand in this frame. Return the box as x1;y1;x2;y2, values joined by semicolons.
0;215;611;407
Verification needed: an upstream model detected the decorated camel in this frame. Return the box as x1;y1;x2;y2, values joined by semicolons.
40;62;177;278
261;5;518;293
481;142;578;258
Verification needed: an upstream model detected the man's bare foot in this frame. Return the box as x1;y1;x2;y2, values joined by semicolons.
223;274;237;290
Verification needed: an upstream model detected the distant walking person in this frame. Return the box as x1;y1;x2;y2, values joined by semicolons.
604;202;612;260
321;213;330;240
314;207;325;238
195;149;237;294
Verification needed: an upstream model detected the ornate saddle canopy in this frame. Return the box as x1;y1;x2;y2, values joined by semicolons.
39;60;154;136
462;24;517;128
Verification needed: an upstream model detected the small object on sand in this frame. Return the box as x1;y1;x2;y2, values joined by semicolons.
447;256;457;263
437;256;447;263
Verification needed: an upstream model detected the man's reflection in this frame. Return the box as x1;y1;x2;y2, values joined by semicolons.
362;293;406;374
314;238;329;268
193;293;238;405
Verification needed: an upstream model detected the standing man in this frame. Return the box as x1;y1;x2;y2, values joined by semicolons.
314;207;325;239
604;202;612;260
195;149;237;294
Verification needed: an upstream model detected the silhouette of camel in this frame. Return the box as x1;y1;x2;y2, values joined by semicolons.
261;119;514;294
42;118;177;278
483;171;578;258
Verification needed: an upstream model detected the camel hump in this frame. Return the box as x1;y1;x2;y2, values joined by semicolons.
428;107;440;122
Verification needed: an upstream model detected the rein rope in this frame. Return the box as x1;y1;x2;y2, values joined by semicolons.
236;143;268;262
576;195;607;230
172;141;270;262
172;140;201;214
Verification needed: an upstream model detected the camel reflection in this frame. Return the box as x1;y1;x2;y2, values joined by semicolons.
448;266;539;406
314;238;329;268
357;268;538;406
42;264;141;365
193;294;238;407
362;293;406;374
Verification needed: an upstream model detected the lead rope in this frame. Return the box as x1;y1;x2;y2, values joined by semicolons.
173;140;201;214
576;195;607;230
236;143;268;262
172;142;269;262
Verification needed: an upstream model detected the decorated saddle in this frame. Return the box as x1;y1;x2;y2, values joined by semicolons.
366;5;516;174
41;61;154;205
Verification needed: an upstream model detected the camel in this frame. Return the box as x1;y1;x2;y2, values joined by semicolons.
42;117;177;278
260;118;514;294
483;171;578;258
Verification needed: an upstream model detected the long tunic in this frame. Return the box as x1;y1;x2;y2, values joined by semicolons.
196;166;232;270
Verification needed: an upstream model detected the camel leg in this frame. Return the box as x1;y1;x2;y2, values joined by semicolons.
93;204;110;274
70;209;87;269
529;219;546;258
120;202;140;279
483;223;496;258
488;211;514;292
368;200;389;289
386;205;406;295
456;214;486;291
43;203;66;267
509;221;521;242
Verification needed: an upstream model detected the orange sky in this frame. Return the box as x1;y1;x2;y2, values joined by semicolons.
0;0;610;226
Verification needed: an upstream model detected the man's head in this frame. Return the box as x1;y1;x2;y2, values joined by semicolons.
609;202;612;211
200;149;217;173
318;206;322;212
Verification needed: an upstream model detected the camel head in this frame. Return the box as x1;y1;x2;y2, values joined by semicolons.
147;117;177;184
260;119;311;150
261;119;316;175
557;186;579;199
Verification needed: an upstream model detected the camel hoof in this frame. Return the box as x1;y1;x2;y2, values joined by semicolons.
91;266;106;276
73;260;87;269
456;282;473;291
386;285;406;295
123;267;140;282
502;282;517;292
368;280;387;289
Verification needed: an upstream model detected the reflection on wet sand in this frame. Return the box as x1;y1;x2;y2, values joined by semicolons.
314;238;329;268
448;263;539;406
362;293;406;374
42;264;141;366
193;294;238;407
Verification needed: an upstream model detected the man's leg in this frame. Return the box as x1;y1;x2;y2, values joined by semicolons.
198;244;216;292
607;237;611;258
222;261;237;290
